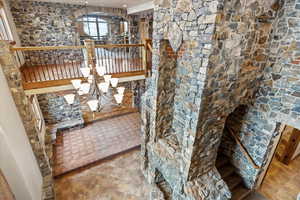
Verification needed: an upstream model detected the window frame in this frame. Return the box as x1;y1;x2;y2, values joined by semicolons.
80;15;109;40
0;7;13;41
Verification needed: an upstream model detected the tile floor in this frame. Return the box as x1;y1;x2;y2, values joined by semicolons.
54;112;141;176
55;149;150;200
54;149;272;200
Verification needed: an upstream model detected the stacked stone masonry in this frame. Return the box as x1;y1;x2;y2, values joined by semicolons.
9;0;138;46
141;0;300;199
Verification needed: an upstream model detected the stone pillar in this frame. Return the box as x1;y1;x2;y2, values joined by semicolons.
141;0;281;199
141;0;231;199
0;41;54;200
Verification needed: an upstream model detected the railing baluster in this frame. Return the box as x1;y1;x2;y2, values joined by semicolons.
67;53;72;79
13;43;148;88
53;50;59;80
140;46;143;71
35;52;47;81
104;47;108;74
41;51;47;81
57;51;64;80
61;52;68;79
113;48;117;74
117;48;121;74
109;49;113;74
100;47;104;67
48;50;55;80
28;51;37;82
71;57;76;78
127;47;130;72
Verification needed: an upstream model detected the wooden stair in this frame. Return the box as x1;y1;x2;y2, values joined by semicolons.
216;155;252;200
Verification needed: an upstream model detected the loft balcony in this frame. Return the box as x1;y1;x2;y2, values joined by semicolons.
12;41;152;90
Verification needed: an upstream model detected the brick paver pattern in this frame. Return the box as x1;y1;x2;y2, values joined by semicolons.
54;112;141;176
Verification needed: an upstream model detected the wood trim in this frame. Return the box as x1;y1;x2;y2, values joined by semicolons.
11;45;86;51
256;123;286;189
23;71;146;90
226;127;260;169
147;43;153;52
282;128;300;165
110;70;147;78
22;78;85;90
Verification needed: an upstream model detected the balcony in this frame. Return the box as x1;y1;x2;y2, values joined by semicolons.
11;40;152;90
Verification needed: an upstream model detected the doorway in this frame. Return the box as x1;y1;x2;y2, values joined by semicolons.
259;125;300;200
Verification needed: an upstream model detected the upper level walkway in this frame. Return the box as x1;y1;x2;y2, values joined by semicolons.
10;41;152;92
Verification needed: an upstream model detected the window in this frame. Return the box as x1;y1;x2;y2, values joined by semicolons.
80;15;109;40
0;6;13;40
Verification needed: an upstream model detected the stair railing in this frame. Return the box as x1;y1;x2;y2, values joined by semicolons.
225;127;260;169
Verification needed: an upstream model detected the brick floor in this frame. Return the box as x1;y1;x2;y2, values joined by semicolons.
53;112;141;177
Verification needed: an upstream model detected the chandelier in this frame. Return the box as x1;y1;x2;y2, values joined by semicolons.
63;42;124;115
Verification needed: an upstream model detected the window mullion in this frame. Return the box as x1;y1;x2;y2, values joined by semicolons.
96;18;100;41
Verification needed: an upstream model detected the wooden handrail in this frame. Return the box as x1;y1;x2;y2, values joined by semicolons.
95;44;144;48
226;127;260;169
11;45;85;51
147;43;153;53
11;44;144;52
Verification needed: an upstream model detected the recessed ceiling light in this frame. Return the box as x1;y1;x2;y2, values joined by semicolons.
123;4;127;8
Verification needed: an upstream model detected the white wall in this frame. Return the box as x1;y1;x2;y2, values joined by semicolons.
0;66;43;200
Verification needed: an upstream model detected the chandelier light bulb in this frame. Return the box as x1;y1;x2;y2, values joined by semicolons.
114;94;124;104
80;83;91;94
104;75;112;83
98;82;110;93
88;75;94;83
117;87;125;95
96;66;106;76
87;100;99;112
71;79;82;89
80;67;91;78
110;78;119;88
77;90;84;96
64;94;75;105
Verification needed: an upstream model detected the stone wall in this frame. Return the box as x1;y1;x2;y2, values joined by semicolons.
0;41;54;200
225;0;300;188
140;0;299;199
141;0;233;199
37;90;84;131
8;0;137;46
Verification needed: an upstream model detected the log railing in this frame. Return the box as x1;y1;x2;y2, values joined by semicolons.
11;41;150;89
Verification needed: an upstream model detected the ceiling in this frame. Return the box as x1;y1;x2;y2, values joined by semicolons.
28;0;152;9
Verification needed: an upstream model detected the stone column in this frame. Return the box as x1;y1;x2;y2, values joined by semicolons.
0;41;54;200
141;0;232;199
